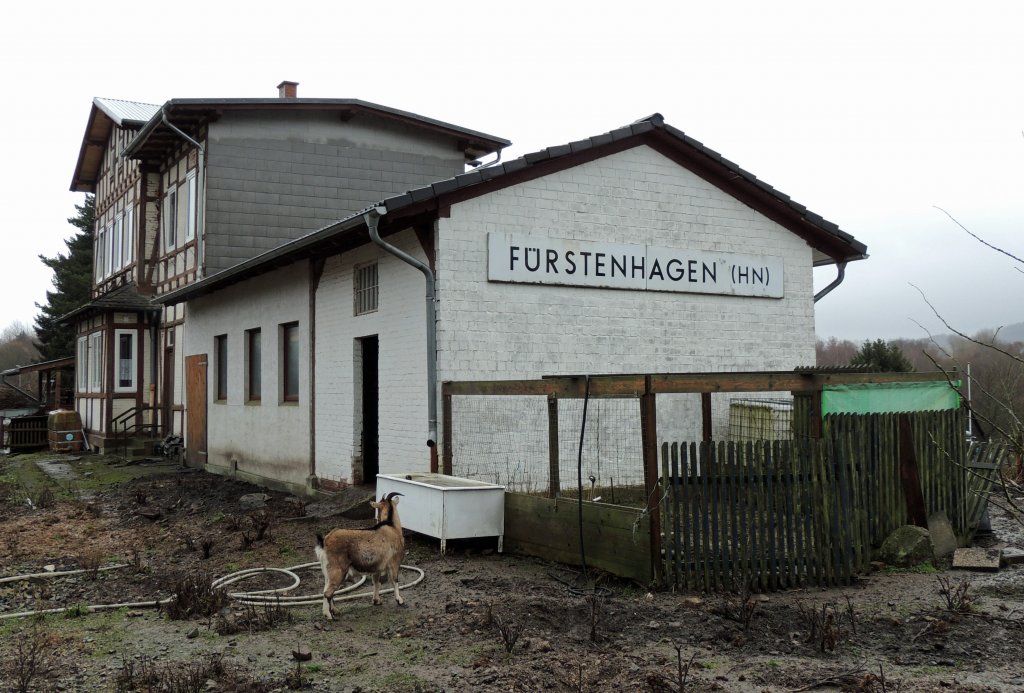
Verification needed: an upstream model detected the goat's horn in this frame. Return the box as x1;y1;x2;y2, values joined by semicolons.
382;492;404;501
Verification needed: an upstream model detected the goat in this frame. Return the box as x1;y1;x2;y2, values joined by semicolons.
314;491;405;619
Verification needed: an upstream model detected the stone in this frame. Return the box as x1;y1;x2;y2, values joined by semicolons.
1001;548;1024;565
927;511;958;558
951;547;1002;571
186;628;199;639
878;525;933;568
239;493;270;508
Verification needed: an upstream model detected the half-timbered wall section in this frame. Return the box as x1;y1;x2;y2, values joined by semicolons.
93;126;144;295
153;142;202;294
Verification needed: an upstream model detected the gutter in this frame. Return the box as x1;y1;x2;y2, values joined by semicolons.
363;207;438;450
813;261;847;303
159;112;206;279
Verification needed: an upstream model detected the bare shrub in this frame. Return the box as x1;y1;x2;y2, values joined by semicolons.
714;576;759;632
584;591;606;642
78;546;103;579
796;599;857;652
493;612;525;653
32;486;55;509
937;576;973;612
201;538;214;560
215;598;293;635
250;509;273;541
164;570;228;620
116;652;275;693
128;544;146;573
224;513;244;531
645;643;698;692
9;626;55;693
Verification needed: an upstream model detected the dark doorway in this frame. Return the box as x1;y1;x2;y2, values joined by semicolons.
359;335;379;484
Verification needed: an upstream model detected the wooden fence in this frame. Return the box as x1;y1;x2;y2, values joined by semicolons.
660;409;983;591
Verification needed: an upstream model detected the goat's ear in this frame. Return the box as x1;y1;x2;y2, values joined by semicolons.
390;496;400;506
370;500;381;509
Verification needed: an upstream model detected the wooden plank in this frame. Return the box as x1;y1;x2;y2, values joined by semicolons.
640;388;662;582
701;392;713;442
441;385;453;475
766;440;778;590
660;442;673;587
899;413;928;527
727;441;740;589
503;494;652;583
547;396;559;497
672;444;683;589
697;442;710;591
709;442;722;590
682;443;695;589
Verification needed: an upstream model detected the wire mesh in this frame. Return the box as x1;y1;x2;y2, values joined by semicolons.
557;397;644;499
726;396;794;441
449;395;550;493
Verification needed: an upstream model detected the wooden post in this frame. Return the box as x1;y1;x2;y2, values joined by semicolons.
641;376;663;582
441;383;453;475
898;414;927;527
810;389;823;439
547;395;560;497
701;392;712;442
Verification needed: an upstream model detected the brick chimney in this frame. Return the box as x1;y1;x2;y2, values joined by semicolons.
276;81;299;98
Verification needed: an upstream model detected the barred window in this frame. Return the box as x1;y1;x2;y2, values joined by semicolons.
354;262;378;315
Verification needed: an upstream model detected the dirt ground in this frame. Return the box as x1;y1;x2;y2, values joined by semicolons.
1;451;1022;693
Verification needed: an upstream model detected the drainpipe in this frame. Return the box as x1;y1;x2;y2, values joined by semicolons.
363;207;438;450
160;112;206;279
813;261;847;303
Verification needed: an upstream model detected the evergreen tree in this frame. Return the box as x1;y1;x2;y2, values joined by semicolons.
849;338;914;372
34;195;95;360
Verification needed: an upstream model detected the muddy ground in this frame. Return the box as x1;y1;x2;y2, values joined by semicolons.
1;451;1022;692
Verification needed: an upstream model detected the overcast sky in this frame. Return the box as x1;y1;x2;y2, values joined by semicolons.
2;1;1021;343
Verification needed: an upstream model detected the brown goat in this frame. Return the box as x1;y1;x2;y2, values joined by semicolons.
315;492;405;619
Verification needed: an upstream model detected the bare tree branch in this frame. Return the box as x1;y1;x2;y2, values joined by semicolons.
910;284;1024;366
934;206;1024;267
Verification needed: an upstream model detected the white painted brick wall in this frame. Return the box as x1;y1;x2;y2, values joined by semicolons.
314;230;431;482
437;145;816;488
183;265;311;487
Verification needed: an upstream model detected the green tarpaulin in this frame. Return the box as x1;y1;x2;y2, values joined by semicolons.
822;381;960;415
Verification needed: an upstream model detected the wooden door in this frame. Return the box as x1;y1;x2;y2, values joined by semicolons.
185;354;208;467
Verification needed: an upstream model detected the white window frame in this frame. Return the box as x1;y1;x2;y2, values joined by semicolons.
96;225;106;279
105;221;114;277
114;329;137;392
353;262;379;315
88;332;103;393
76;336;88;392
112;214;123;271
123;207;134;268
185;172;197;242
164;187;178;251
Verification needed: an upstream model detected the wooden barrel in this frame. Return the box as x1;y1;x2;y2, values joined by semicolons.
47;410;84;453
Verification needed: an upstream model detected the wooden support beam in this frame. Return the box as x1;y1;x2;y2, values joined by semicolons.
641;377;662;583
547;395;560;498
898;414;928;527
701;392;713;442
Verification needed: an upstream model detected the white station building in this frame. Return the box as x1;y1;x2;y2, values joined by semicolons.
156;113;867;494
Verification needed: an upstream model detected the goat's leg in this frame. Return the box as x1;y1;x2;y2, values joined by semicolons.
322;563;346;620
389;557;404;606
371;573;383;605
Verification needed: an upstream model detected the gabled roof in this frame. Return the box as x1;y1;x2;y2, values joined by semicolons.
122;97;511;163
70;98;160;192
156;113;868;307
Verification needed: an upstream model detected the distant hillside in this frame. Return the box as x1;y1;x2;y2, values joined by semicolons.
997;321;1024;343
